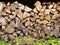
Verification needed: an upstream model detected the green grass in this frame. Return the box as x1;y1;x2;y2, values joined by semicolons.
23;37;35;44
0;37;60;45
14;37;23;44
34;37;60;45
0;40;11;45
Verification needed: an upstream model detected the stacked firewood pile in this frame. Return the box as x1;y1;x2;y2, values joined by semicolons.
0;1;60;41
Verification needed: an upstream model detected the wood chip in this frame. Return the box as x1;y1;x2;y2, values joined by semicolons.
51;9;56;11
40;6;46;12
33;8;38;13
2;11;7;16
54;11;58;14
25;21;31;26
57;6;60;11
30;18;35;22
3;3;6;8
39;20;48;24
0;17;7;25
53;3;57;8
44;9;51;14
0;2;3;12
15;17;20;26
2;25;6;29
5;6;11;13
7;2;10;6
16;31;21;34
4;26;15;33
39;12;44;17
2;35;8;41
51;20;56;23
45;15;51;20
8;35;14;40
5;16;11;22
16;23;26;30
17;12;23;20
34;1;42;11
34;14;39;19
23;12;31;18
48;4;53;9
18;4;24;10
24;17;30;21
9;20;16;28
9;15;15;19
11;11;15;14
0;32;4;35
13;33;17;37
10;3;19;10
52;15;57;19
24;6;32;12
36;19;40;23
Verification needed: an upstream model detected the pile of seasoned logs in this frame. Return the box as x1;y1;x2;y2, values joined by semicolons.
0;1;60;41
